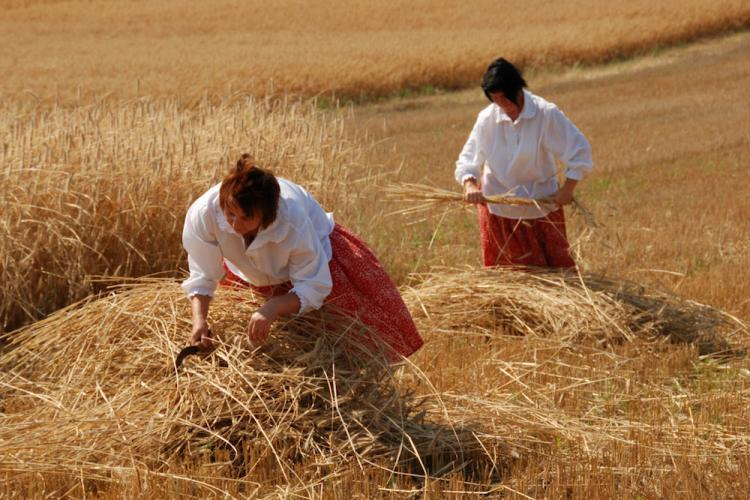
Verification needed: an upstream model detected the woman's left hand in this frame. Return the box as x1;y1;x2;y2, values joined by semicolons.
554;189;574;206
554;178;578;207
247;304;277;345
246;293;300;346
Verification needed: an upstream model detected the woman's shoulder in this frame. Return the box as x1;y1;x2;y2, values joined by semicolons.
277;177;312;200
187;184;221;218
277;178;323;214
275;178;330;233
527;90;560;114
184;184;221;236
476;103;497;122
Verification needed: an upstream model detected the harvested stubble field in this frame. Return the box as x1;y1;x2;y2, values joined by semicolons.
1;270;747;497
2;1;750;498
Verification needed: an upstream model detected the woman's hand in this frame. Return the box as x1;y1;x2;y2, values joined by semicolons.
190;294;212;349
554;178;578;207
247;303;277;345
247;292;301;346
190;321;212;349
463;179;484;204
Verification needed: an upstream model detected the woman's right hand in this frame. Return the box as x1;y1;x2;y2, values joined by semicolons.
190;321;212;349
189;294;212;349
463;181;484;204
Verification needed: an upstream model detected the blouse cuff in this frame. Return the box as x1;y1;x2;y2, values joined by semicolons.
292;291;314;314
564;169;586;181
290;284;327;314
186;287;215;299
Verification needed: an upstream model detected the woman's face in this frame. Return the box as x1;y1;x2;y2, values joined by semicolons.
489;91;522;120
223;197;263;236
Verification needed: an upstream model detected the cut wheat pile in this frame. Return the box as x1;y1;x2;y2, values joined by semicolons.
0;280;502;494
1;268;748;495
403;267;746;356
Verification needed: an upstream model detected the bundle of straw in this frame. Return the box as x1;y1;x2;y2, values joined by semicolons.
403;267;743;355
383;183;598;229
0;280;502;493
383;183;554;217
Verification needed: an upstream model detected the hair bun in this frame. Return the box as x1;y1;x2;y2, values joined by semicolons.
236;153;256;173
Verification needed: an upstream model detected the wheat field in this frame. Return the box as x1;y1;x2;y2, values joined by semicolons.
1;0;750;102
351;31;750;320
2;1;750;498
0;96;369;332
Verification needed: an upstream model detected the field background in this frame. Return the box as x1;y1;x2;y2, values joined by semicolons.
352;32;750;319
2;0;750;498
2;0;750;101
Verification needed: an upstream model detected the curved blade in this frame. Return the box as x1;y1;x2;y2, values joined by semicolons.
174;330;217;371
174;345;201;369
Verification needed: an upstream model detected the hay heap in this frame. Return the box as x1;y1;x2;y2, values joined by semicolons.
403;267;745;355
0;281;496;490
1;268;745;494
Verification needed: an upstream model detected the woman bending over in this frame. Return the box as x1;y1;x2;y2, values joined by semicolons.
182;154;423;359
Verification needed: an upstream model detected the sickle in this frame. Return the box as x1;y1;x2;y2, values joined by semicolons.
174;345;202;369
174;329;213;370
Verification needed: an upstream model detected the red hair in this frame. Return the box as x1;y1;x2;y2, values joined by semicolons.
219;154;280;228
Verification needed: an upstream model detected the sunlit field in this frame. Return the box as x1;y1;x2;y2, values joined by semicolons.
0;97;367;331
351;32;750;320
1;1;750;498
1;0;750;101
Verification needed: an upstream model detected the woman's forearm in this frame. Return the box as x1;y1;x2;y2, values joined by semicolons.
191;294;211;326
560;178;578;195
554;178;579;206
189;294;212;347
260;292;301;320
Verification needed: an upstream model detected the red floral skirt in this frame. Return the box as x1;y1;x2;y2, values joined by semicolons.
478;203;575;268
221;224;423;358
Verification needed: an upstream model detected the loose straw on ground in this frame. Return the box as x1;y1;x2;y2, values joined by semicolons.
1;269;747;496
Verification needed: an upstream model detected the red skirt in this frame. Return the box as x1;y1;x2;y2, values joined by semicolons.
221;224;423;358
478;203;575;268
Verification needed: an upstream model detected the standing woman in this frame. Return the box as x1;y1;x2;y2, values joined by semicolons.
455;58;593;268
182;154;423;359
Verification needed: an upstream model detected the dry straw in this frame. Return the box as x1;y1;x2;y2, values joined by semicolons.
403;266;745;355
384;183;598;228
0;267;748;495
384;183;554;215
0;280;503;495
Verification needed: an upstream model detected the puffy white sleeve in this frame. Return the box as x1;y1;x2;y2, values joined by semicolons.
543;107;593;181
454;112;491;185
180;203;225;299
287;220;333;314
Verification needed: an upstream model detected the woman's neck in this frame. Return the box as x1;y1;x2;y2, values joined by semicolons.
510;92;524;122
243;229;258;248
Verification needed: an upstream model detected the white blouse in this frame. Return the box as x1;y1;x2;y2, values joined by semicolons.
455;90;593;219
181;178;335;313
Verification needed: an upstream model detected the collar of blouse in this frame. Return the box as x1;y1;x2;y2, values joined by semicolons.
495;89;538;124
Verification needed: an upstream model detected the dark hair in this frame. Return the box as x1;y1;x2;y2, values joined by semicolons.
219;154;280;228
481;57;527;105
